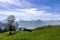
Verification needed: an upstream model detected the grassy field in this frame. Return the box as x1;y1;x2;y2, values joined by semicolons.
0;25;60;40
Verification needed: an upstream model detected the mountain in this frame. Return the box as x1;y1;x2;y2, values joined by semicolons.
18;20;60;29
0;21;5;29
45;20;60;25
0;20;60;29
18;20;46;29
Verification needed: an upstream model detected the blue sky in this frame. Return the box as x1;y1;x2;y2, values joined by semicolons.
0;0;60;21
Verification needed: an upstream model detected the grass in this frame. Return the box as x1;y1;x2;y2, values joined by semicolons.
0;25;60;40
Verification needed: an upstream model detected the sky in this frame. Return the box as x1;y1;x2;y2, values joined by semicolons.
0;0;60;21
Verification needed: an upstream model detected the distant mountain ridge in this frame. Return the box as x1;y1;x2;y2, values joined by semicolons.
18;20;46;29
45;20;60;25
18;20;60;29
0;20;60;29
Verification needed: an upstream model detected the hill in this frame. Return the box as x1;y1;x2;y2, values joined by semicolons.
0;25;60;40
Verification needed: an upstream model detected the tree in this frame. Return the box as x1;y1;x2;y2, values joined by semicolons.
6;15;15;35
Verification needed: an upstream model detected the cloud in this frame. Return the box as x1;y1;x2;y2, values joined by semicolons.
0;0;60;21
0;8;51;16
0;0;32;10
0;8;60;21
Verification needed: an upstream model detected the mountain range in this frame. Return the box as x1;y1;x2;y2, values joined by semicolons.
18;20;46;29
0;20;60;29
18;20;60;29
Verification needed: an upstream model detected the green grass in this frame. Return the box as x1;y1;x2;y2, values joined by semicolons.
0;25;60;40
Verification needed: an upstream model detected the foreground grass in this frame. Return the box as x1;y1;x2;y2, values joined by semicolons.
0;26;60;40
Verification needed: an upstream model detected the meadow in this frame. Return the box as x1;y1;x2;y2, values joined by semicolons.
0;25;60;40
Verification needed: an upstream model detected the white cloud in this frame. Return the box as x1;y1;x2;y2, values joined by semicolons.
0;8;60;21
0;0;60;21
16;8;46;15
0;0;32;9
0;0;12;3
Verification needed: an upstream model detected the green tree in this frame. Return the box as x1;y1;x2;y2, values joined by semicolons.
6;15;15;35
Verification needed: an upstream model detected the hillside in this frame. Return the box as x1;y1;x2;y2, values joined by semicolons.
0;26;60;40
